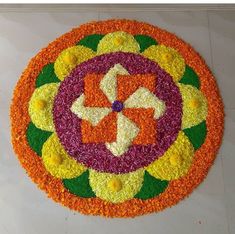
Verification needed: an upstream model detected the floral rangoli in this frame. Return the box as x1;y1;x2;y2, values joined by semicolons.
10;19;224;217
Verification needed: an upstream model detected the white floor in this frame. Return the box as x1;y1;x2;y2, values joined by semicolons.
0;5;235;234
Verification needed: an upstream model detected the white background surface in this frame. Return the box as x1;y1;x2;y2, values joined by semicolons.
0;5;235;234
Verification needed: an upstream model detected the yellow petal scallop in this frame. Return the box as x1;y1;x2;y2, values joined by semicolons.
89;169;144;203
142;45;185;82
42;133;86;179
54;45;96;81
178;84;208;129
28;83;59;131
146;131;194;180
97;31;140;55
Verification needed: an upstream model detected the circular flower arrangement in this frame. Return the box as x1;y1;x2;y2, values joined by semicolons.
10;19;224;218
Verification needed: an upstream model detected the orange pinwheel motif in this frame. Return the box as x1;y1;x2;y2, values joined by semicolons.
71;64;166;156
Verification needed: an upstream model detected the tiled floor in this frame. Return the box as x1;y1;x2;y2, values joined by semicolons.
0;5;235;234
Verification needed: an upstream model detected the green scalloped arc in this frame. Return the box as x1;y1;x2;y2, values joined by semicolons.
134;35;158;52
77;34;104;51
134;171;168;200
183;121;207;150
35;63;60;88
179;65;200;89
63;170;96;198
26;122;52;156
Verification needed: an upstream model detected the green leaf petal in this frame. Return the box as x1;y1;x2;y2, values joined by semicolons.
26;122;52;156
134;171;168;200
179;65;200;89
63;170;96;198
77;34;104;51
134;35;158;52
183;121;207;150
36;63;60;88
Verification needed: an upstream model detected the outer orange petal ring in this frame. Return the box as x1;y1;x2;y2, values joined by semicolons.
10;19;224;218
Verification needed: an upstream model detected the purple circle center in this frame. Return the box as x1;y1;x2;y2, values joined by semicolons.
53;52;182;174
112;100;124;112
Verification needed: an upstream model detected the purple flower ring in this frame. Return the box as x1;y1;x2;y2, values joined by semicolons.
53;52;182;173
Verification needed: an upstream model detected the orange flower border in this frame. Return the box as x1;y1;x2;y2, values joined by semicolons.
10;19;224;218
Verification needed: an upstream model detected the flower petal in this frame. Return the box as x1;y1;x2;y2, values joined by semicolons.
84;73;111;107
54;45;95;81
100;63;129;103
146;131;194;180
117;74;156;102
124;87;166;119
28;83;59;131
123;108;156;144
42;133;86;179
89;169;144;203
142;45;185;82
106;113;139;156
81;112;117;143
97;31;140;54
71;94;111;126
179;84;208;129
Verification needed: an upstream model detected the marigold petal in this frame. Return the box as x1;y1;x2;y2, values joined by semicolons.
81;112;117;143
84;73;111;107
105;112;139;156
122;108;157;145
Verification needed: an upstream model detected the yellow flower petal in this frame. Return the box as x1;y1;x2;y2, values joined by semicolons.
71;94;112;126
28;83;59;131
100;63;129;103
97;31;140;54
107;178;123;192
124;87;166;119
54;45;95;81
178;84;208;129
146;131;194;180
42;133;86;179
89;169;144;203
142;45;185;82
